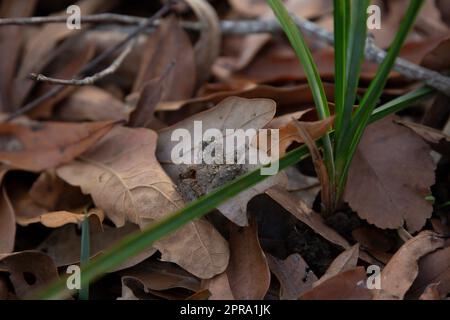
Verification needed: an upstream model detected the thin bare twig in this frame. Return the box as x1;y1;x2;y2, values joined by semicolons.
29;39;135;86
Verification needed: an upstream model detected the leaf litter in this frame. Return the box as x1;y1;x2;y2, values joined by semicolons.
0;0;449;300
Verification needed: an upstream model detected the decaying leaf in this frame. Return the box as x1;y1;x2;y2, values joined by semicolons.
57;126;229;278
409;246;450;299
345;116;436;232
227;219;270;299
267;253;317;300
397;120;450;156
0;251;58;298
373;231;445;300
133;16;196;102
56;86;131;122
0;120;116;172
300;267;372;300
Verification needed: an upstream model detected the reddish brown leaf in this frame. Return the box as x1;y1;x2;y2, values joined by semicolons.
409;246;450;299
0;120;116;172
0;251;58;298
227;218;271;299
300;267;372;300
133;16;196;102
345;116;435;232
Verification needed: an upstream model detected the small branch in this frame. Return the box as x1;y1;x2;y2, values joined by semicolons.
2;13;449;96
29;39;135;86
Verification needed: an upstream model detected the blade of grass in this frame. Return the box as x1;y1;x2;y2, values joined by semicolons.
333;0;349;137
336;0;424;194
78;209;90;300
335;0;369;152
266;0;336;204
33;86;431;300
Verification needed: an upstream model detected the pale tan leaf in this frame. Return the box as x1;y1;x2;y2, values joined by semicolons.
57;126;229;278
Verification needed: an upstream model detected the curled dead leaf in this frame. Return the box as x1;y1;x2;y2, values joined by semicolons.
373;231;445;300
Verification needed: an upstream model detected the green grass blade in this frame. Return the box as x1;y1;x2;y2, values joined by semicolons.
336;0;424;193
369;86;433;123
333;0;349;137
78;209;90;300
335;0;369;152
33;86;431;300
266;0;335;193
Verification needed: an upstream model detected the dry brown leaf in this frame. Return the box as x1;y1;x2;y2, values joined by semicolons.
409;246;450;299
128;77;163;128
397;120;450;157
17;208;104;228
373;231;445;300
201;272;235;300
267;253;317;300
133;16;195;102
227;218;271;299
56;86;131;122
266;186;350;249
184;0;221;86
314;244;359;287
345;116;435;232
0;120;116;172
300;267;372;300
0;251;58;298
57;126;229;278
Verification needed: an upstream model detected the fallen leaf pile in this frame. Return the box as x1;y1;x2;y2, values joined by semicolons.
0;0;449;300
